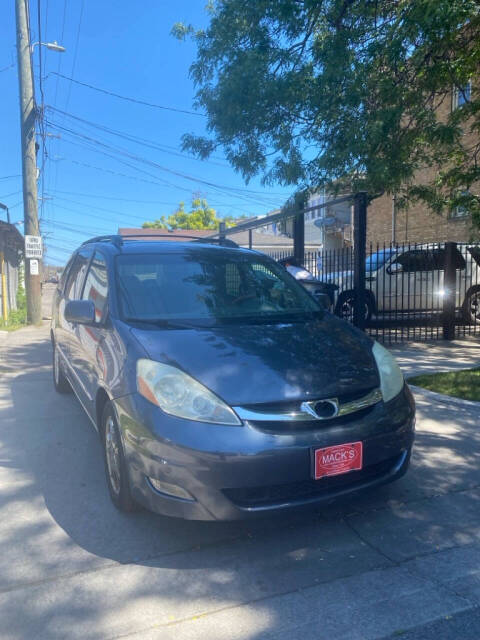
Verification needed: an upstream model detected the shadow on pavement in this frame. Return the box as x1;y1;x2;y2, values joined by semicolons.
1;331;480;639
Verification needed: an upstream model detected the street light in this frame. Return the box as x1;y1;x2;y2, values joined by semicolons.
0;202;11;224
31;41;66;53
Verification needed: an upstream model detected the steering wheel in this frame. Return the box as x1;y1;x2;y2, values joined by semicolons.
231;293;257;305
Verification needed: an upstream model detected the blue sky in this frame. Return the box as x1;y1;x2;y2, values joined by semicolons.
0;1;292;265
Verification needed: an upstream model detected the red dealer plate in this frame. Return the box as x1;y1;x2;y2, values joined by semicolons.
314;442;363;480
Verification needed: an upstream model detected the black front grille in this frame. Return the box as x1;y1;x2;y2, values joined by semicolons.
223;454;400;508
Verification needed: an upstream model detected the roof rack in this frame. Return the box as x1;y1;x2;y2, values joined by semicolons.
80;233;239;249
81;235;123;248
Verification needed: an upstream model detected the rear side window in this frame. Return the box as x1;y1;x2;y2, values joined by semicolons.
59;256;75;291
395;250;432;272
64;249;91;300
82;252;109;323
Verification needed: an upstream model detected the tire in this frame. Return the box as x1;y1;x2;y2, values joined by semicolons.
52;340;72;394
101;401;138;512
462;286;480;324
334;291;373;323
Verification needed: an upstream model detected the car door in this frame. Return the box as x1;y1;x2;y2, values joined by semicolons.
387;249;432;312
76;250;113;417
57;248;93;402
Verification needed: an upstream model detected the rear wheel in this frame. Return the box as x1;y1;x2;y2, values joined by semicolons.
462;286;480;324
101;402;138;512
52;340;71;394
335;291;373;323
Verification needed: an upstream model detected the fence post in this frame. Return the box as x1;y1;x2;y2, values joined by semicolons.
353;192;367;330
293;211;305;266
219;221;226;246
442;241;457;340
248;229;252;249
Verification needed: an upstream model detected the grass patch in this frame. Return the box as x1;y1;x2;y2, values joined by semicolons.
408;368;480;402
0;283;27;331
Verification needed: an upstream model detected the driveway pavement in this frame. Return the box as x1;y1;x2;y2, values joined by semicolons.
0;322;480;640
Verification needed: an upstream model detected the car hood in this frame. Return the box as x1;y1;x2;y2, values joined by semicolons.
130;314;379;406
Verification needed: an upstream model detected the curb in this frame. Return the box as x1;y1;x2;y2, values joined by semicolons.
408;383;480;409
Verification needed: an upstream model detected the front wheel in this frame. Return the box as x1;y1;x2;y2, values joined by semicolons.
334;291;373;323
462;286;480;324
101;402;138;512
52;340;71;394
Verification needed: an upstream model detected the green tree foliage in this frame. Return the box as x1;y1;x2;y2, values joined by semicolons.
174;0;480;226
143;197;246;229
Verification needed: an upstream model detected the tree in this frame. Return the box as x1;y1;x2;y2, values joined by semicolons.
143;197;247;229
174;1;480;227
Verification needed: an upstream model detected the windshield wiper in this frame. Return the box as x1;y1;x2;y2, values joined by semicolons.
125;318;199;330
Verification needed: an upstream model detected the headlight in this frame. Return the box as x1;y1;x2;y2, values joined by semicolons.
372;342;404;403
136;359;241;425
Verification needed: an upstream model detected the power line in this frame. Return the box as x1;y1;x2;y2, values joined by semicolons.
42;218;113;236
51;189;186;205
57;156;269;217
49;0;68;222
0;190;23;199
45;118;284;207
0;62;15;73
0;175;22;180
36;0;47;223
47;107;285;198
63;0;85;115
49;71;206;117
36;0;45;107
46;199;155;225
47;105;228;167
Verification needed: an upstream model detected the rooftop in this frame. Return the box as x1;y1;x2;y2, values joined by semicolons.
117;227;318;249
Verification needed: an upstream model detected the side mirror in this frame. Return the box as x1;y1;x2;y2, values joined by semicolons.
65;300;95;325
387;262;403;275
313;292;331;310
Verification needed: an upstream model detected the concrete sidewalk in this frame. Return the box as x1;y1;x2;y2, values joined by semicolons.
390;336;480;378
0;325;480;640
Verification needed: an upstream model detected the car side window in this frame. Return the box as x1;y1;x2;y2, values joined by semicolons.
430;248;466;271
64;249;92;300
59;256;75;292
81;251;109;324
395;250;433;273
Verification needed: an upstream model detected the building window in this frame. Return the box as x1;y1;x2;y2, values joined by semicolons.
452;81;472;110
450;190;471;218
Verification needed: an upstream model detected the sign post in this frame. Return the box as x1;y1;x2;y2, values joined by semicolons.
25;235;43;259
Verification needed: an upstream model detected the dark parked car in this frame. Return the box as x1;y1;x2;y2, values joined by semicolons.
51;235;415;520
277;256;339;308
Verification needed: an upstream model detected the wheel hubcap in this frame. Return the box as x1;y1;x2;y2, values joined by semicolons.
105;416;121;495
340;299;368;320
471;294;480;320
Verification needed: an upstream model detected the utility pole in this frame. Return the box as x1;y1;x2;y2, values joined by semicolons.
15;0;42;324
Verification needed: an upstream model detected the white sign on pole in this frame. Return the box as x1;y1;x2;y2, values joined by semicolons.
25;235;43;259
30;259;39;275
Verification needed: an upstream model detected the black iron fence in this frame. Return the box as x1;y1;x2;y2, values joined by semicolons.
283;242;480;344
215;194;480;344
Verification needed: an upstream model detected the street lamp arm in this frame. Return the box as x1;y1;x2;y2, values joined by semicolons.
30;41;66;53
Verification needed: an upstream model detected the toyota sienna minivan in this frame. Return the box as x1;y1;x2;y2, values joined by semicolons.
51;235;415;520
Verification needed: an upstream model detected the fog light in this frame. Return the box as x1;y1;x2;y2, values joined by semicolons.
147;477;194;501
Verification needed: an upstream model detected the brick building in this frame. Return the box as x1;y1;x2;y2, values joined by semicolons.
367;82;477;247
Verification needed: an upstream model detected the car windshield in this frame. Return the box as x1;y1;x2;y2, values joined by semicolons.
365;249;396;272
116;249;321;326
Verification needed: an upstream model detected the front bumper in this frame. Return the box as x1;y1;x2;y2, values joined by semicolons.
114;384;415;520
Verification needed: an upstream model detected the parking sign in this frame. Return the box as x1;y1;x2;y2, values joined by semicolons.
25;235;43;259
